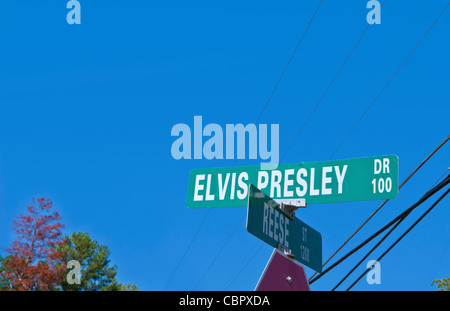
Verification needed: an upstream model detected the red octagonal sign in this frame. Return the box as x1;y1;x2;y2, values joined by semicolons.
255;249;310;291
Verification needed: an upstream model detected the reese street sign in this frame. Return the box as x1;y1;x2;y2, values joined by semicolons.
186;154;399;208
246;184;322;273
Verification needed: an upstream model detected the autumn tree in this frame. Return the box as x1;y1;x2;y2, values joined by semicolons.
0;198;66;291
59;232;137;291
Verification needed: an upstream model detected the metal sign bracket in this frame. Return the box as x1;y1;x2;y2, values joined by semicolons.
275;199;307;220
277;243;296;260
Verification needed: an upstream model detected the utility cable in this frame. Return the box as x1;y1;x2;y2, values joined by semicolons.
309;136;450;282
199;1;325;290
332;168;450;290
224;244;264;290
193;215;243;290
309;174;450;284
331;211;410;290
255;0;324;125
163;209;211;290
346;186;450;291
329;2;449;160
281;0;388;163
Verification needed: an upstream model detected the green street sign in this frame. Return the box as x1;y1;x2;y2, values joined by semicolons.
247;184;322;273
186;154;399;208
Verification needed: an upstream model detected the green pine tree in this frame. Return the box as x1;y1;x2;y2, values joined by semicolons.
58;232;137;291
0;256;9;290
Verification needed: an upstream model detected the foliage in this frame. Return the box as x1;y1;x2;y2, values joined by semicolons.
118;282;139;291
0;256;10;291
432;277;450;291
58;232;137;291
0;198;137;291
0;198;66;291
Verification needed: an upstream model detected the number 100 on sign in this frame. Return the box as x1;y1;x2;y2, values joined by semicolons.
372;158;393;194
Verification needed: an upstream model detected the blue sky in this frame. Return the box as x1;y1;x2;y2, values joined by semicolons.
0;1;449;291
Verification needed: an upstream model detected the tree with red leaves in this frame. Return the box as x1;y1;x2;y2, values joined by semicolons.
1;198;66;291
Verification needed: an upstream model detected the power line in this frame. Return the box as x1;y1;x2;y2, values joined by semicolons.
310;3;450;280
224;244;264;290
228;1;448;290
309;134;450;282
331;210;410;290
255;0;324;125
329;2;450;160
314;0;435;160
224;2;389;286
196;2;325;290
223;240;260;288
346;186;450;291
309;173;450;285
280;0;388;162
163;209;211;290
430;167;450;189
332;168;450;290
193;215;244;290
168;2;449;291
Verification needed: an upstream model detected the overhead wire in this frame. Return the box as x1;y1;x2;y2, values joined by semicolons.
168;1;449;290
255;0;324;125
314;0;435;160
331;168;450;290
163;0;323;285
193;215;242;290
229;0;449;287
328;2;450;160
192;0;325;289
309;173;450;285
309;135;450;282
224;244;264;290
331;210;410;290
163;209;211;290
346;186;450;291
224;3;390;287
308;0;450;276
281;0;388;163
